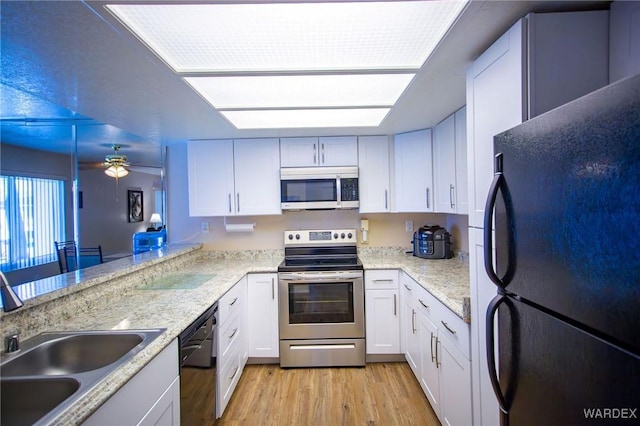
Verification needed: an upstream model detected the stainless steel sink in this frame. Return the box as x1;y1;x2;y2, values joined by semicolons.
0;329;165;425
2;333;144;376
1;378;80;426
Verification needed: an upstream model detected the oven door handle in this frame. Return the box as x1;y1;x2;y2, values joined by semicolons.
279;271;363;281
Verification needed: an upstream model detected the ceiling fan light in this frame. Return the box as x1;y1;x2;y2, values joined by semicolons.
105;165;129;178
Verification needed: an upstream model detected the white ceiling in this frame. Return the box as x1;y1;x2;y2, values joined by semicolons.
0;0;609;167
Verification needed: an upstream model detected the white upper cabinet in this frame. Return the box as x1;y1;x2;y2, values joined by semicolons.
188;139;235;217
233;139;281;216
393;129;433;212
188;138;281;216
280;136;357;167
358;135;391;213
434;107;467;214
466;11;608;228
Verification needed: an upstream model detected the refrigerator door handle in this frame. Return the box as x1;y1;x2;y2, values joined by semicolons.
484;153;506;288
486;293;509;415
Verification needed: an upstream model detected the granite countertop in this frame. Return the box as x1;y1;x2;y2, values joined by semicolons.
1;246;470;425
359;248;471;322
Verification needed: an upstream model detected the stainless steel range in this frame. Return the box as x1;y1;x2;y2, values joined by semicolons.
278;229;365;368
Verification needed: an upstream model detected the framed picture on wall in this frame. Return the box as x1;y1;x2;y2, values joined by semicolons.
128;190;143;223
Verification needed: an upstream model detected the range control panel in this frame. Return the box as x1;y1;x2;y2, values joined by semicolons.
283;229;357;246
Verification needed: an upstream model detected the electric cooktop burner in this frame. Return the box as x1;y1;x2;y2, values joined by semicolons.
278;229;363;272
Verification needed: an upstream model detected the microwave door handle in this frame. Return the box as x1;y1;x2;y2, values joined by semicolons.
336;175;341;207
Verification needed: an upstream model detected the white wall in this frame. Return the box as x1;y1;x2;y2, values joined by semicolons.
79;168;160;254
167;143;469;253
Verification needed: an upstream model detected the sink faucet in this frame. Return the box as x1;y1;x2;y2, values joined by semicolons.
0;270;24;312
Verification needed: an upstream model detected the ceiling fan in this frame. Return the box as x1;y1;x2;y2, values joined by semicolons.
102;144;130;178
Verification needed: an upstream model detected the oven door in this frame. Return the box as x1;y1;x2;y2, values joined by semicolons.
278;271;364;340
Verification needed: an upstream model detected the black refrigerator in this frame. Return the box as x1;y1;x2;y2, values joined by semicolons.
484;73;640;425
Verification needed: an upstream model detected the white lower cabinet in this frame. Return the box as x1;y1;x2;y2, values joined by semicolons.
400;272;472;426
247;273;279;358
365;270;400;354
216;277;248;419
85;339;180;426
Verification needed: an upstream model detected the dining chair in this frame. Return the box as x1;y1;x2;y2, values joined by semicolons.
54;241;77;273
65;246;104;271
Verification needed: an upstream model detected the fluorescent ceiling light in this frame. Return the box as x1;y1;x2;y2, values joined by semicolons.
220;109;391;129
106;1;467;73
106;1;468;129
184;74;415;109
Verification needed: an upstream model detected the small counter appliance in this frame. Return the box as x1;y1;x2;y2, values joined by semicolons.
412;225;452;259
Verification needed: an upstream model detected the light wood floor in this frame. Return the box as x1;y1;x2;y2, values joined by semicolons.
181;362;440;426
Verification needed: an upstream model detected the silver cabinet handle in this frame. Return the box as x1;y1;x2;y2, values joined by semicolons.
430;332;436;362
418;299;429;309
441;321;457;335
435;338;441;368
393;293;397;317
229;297;238;306
313;143;317;164
321;143;325;164
373;279;394;283
229;366;239;380
403;284;412;291
271;277;275;300
426;187;430;209
228;193;232;213
411;309;416;334
236;193;240;212
450;184;455;208
228;327;238;340
384;189;388;210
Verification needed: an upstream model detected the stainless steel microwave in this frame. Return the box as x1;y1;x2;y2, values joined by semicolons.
280;166;359;210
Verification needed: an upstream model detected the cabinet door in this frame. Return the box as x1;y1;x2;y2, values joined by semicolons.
454;107;468;214
247;273;279;358
418;312;441;417
280;137;318;167
138;376;180;426
439;335;473;426
358;135;391;213
233;138;281;216
365;289;400;354
466;19;524;227
469;227;500;426
187;139;235;216
434;114;456;213
318;136;358;166
400;275;419;374
394;129;434;212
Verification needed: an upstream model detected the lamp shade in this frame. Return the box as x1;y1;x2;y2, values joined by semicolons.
150;213;162;224
105;165;129;178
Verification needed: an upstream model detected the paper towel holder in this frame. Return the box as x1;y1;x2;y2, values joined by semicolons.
224;217;256;233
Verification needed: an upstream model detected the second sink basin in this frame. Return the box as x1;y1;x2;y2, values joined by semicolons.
2;333;144;376
1;378;80;426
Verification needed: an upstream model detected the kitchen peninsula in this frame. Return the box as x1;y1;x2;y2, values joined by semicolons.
0;244;469;425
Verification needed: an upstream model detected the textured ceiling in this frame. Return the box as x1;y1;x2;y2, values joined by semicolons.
0;0;610;167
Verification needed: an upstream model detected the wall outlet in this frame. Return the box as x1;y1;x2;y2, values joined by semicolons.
405;220;414;233
201;221;210;233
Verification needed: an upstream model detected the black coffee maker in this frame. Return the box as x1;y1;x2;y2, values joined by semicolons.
412;225;452;259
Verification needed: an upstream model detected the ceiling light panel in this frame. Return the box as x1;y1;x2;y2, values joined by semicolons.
184;74;414;109
106;1;468;73
220;109;391;129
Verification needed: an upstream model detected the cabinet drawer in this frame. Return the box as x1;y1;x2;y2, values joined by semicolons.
218;344;242;417
365;269;399;290
434;303;470;359
219;310;242;361
219;281;245;324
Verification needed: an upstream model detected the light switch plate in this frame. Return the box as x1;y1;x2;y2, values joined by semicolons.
201;222;210;233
